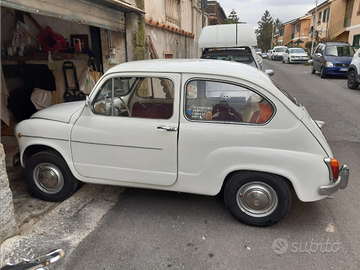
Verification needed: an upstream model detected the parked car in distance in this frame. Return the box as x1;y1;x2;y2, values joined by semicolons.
261;52;268;59
312;41;355;78
347;48;360;89
272;46;288;61
15;59;349;227
282;48;309;64
255;48;262;56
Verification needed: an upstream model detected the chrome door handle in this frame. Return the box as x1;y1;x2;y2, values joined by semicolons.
157;126;178;131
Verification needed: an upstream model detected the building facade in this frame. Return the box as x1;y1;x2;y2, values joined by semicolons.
204;1;227;25
144;0;207;60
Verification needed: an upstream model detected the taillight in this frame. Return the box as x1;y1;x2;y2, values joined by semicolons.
330;158;339;180
324;157;340;181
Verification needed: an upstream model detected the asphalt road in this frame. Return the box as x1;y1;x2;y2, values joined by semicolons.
64;60;360;270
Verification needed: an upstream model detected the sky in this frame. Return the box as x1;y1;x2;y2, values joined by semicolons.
218;0;321;28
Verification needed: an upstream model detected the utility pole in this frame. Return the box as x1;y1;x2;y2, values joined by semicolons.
201;0;207;28
271;23;274;49
310;0;318;56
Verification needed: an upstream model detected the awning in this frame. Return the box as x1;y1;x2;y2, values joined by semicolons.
1;0;144;31
294;40;304;44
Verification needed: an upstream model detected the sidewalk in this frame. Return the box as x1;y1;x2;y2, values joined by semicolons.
1;136;124;269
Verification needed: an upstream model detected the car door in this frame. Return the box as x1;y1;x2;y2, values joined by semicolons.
313;45;323;71
70;73;181;186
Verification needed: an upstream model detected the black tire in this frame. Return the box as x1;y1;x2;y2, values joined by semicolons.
311;65;316;74
224;171;291;227
347;70;359;89
25;151;79;202
320;67;326;78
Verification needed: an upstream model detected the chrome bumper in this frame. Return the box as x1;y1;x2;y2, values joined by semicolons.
319;165;349;195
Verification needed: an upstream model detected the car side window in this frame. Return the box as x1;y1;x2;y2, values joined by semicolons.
92;77;174;119
184;80;273;124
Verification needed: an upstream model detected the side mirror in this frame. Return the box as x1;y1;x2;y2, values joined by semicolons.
265;69;274;76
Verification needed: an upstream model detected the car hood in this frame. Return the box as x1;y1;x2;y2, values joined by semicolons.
31;101;85;123
324;55;353;63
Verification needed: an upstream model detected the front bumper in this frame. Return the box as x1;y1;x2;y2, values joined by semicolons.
324;67;349;76
319;165;349;195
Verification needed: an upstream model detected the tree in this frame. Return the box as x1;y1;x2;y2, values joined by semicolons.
225;9;240;24
273;18;282;35
255;10;273;51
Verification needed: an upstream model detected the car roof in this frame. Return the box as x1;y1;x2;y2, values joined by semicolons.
321;42;351;46
107;59;260;77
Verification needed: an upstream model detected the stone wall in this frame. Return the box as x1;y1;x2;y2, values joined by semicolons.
0;144;19;242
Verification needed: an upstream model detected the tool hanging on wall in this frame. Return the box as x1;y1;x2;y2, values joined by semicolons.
62;61;86;102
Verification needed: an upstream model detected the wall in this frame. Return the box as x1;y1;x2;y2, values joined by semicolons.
297;18;311;47
348;0;360;47
328;0;347;38
0;144;19;242
144;0;204;60
283;23;294;45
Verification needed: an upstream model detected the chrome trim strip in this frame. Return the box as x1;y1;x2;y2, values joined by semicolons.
21;135;69;142
71;140;162;150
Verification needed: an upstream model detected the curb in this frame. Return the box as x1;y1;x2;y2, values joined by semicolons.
1;184;124;269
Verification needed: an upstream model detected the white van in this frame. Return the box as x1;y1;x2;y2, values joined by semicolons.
198;24;273;75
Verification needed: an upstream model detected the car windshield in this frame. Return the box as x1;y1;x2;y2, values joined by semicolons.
275;48;287;52
290;48;305;53
325;46;355;57
271;79;299;106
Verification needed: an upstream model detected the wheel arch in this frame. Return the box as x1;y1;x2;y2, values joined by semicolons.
22;145;64;167
221;170;294;196
348;64;359;79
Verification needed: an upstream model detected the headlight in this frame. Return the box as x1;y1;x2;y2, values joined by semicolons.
325;61;334;67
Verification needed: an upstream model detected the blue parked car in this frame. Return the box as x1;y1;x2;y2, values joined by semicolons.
311;42;355;78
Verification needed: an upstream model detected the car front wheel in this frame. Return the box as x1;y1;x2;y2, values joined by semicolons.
25;151;79;201
224;171;291;227
320;67;326;78
347;70;359;89
311;65;316;74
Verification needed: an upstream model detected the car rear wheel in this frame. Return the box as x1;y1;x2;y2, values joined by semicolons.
224;171;291;227
25;151;79;201
347;70;359;89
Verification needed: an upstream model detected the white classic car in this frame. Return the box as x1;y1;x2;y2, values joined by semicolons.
15;59;349;227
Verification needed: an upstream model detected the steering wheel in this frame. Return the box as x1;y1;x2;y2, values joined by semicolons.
119;97;132;117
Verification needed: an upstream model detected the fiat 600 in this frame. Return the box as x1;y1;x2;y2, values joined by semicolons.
15;59;349;226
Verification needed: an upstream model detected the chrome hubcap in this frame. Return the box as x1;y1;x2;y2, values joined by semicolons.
237;182;278;217
33;163;64;194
